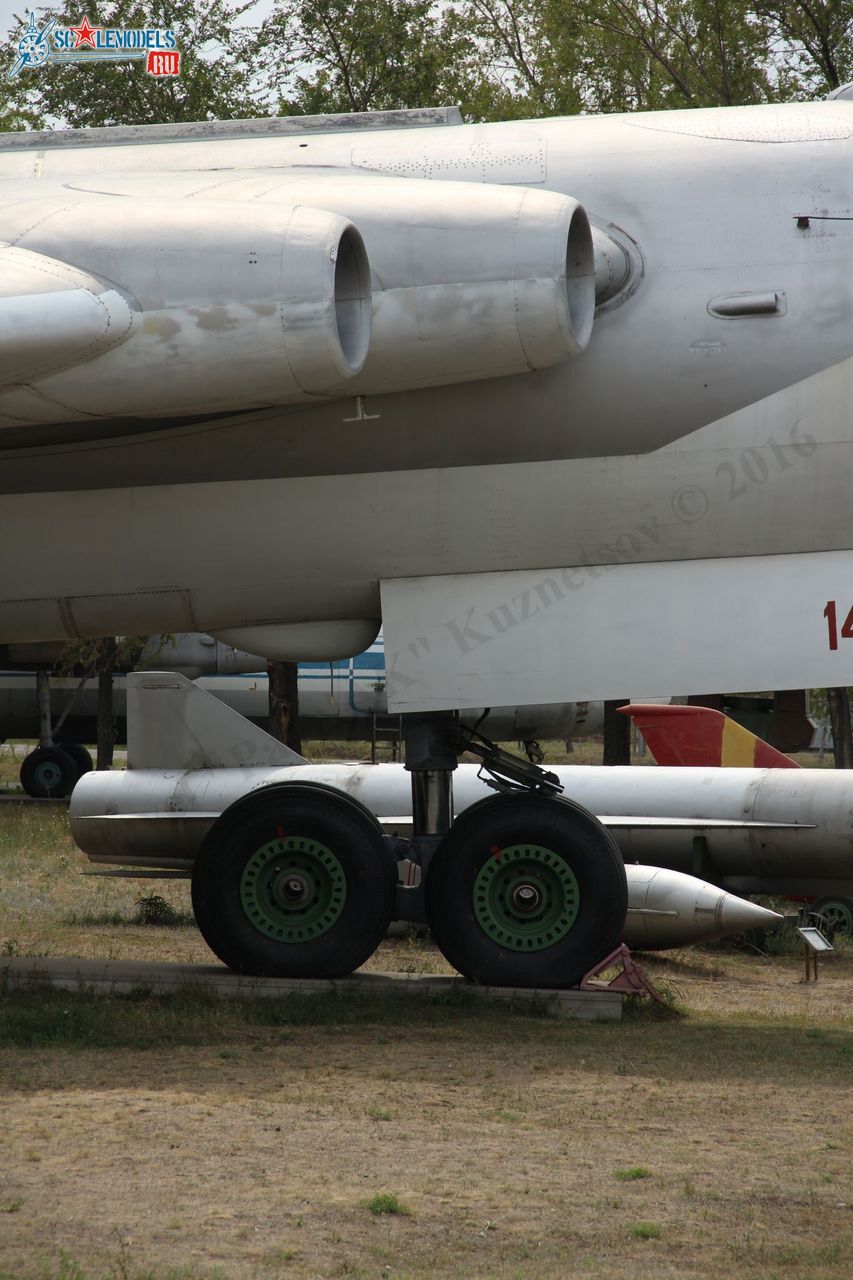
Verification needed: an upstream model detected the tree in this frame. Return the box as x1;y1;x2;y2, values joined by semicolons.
1;0;259;127
756;0;853;94
267;659;303;754
456;0;776;115
0;95;44;131
53;635;150;769
247;1;853;123
826;688;853;768
255;0;479;116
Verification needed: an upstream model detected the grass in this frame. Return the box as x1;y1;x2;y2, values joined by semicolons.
1;776;853;1280
0;1252;229;1280
631;1222;662;1240
0;981;850;1280
365;1193;410;1217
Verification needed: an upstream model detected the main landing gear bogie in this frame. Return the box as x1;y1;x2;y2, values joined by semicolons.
189;719;630;987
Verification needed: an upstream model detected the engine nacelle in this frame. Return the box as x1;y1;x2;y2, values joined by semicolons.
0;197;372;422
0;243;136;385
241;174;596;395
0;175;596;425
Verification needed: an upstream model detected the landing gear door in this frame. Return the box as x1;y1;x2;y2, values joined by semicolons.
381;549;853;713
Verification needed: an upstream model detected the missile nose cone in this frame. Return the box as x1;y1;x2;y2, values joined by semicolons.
717;893;783;935
623;866;784;949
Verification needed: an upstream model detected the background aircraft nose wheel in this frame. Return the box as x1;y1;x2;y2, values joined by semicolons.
191;782;397;977
425;793;628;988
812;895;853;941
19;745;78;799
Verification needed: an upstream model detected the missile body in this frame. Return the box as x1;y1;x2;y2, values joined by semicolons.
71;760;853;900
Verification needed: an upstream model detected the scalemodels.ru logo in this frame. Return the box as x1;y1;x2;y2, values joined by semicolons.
9;11;182;79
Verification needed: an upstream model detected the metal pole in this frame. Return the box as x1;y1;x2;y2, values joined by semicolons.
36;668;52;748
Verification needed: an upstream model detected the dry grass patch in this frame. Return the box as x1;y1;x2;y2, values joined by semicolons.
1;786;852;1279
0;999;850;1279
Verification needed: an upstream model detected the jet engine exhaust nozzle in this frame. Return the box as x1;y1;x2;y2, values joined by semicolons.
0;196;374;424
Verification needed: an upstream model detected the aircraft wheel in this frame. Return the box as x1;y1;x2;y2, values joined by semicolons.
191;783;397;977
425;793;628;988
60;743;94;780
812;895;853;941
19;745;78;799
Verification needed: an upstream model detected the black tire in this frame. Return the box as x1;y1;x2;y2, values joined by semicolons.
59;743;94;780
425;793;628;988
191;783;397;977
812;895;853;941
19;745;78;799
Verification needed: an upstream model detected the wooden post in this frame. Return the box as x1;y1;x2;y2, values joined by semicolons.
603;699;631;765
96;637;117;771
827;688;853;768
267;659;302;755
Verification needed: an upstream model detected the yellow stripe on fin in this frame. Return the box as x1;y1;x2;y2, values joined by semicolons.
721;716;757;767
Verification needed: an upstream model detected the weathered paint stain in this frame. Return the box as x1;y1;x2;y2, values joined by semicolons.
142;315;181;339
188;306;240;332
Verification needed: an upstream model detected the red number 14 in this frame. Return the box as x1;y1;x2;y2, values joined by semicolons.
824;600;853;650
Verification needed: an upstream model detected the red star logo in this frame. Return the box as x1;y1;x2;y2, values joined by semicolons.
69;16;98;48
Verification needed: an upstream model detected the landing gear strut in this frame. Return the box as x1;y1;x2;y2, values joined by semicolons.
408;715;627;987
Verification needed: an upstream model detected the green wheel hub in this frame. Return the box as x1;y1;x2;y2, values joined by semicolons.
473;844;580;951
32;758;63;791
240;835;347;943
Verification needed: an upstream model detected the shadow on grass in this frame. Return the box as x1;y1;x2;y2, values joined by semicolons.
0;979;850;1091
64;894;195;929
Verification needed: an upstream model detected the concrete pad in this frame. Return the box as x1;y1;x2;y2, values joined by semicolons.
0;956;622;1021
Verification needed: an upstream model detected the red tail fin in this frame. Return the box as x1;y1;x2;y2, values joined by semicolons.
619;704;801;769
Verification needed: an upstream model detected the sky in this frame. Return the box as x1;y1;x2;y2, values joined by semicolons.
2;4;28;36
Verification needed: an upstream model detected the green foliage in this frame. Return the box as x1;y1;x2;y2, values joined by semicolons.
246;0;853;124
0;1;259;127
134;892;187;926
255;0;478;116
631;1221;662;1239
0;94;44;131
3;1;851;132
615;1166;652;1180
365;1191;410;1215
756;0;853;94
366;1104;394;1120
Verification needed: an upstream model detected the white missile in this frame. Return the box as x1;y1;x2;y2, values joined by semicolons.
72;756;853;902
623;865;781;950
